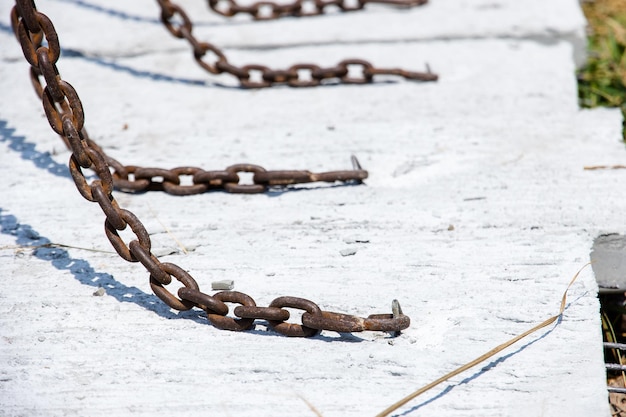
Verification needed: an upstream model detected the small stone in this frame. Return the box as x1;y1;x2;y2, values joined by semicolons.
212;280;235;290
448;224;455;231
93;287;106;297
340;248;358;257
38;336;46;342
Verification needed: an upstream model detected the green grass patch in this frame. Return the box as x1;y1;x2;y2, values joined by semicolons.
578;0;626;136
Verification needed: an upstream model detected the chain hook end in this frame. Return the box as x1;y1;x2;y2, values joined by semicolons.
349;155;366;185
350;155;363;171
392;299;403;337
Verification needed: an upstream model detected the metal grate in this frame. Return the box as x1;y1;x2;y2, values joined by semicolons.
604;342;626;393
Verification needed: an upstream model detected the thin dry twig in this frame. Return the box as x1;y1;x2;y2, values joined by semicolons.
376;263;590;417
0;242;114;254
297;393;324;417
602;310;626;383
584;165;626;170
147;202;188;254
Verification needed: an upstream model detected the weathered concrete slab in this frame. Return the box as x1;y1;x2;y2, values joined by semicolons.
0;1;618;416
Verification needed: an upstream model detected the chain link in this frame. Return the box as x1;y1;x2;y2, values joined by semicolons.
156;0;438;87
10;0;411;337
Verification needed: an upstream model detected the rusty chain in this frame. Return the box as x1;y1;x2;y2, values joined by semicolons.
208;0;428;20
105;157;367;195
157;0;438;87
10;0;410;337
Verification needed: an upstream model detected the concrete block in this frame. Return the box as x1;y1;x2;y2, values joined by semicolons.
0;1;616;416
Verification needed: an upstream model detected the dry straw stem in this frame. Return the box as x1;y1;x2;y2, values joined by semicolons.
297;394;324;417
147;202;189;254
602;310;626;384
584;165;626;170
0;242;114;254
376;263;590;417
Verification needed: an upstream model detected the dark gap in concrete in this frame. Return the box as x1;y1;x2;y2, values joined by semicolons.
591;233;626;409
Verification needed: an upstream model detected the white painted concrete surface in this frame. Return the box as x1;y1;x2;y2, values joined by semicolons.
0;0;619;416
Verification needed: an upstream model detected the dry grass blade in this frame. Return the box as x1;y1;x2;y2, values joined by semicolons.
0;242;114;254
602;310;626;381
584;165;626;170
376;263;590;417
147;202;188;254
296;394;324;417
